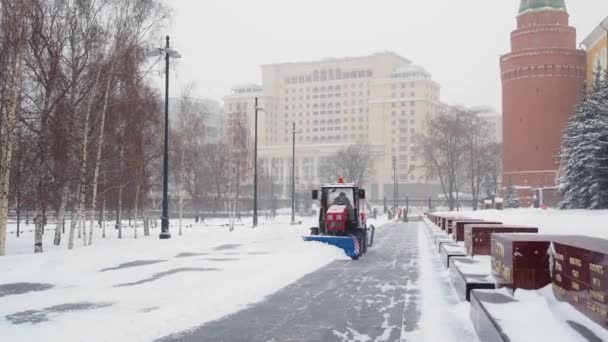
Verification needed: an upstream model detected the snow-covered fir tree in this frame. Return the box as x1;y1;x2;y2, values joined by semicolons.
505;185;520;208
558;64;608;209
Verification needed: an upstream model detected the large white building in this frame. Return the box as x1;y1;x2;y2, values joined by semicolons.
170;97;224;144
470;106;503;144
224;52;443;201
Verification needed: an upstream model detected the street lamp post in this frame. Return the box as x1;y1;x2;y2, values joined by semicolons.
253;97;261;227
291;122;297;225
154;35;181;240
392;156;398;212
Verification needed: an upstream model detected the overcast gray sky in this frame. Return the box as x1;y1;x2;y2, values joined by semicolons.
159;0;608;111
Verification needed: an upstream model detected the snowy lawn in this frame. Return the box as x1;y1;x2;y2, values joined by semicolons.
0;215;387;342
436;208;608;239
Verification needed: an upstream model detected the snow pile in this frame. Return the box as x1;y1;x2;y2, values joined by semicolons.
435;208;608;239
0;216;363;342
481;286;608;342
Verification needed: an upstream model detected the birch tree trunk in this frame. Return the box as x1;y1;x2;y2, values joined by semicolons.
54;185;67;246
33;211;43;253
178;193;183;236
0;43;25;256
117;145;124;239
101;195;106;239
87;62;112;246
76;66;103;247
143;210;150;236
68;184;81;250
68;210;78;249
133;179;140;239
178;149;185;236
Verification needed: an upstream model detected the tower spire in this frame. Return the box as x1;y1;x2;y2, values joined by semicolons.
519;0;566;14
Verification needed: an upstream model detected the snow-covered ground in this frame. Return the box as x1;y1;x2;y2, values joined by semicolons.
401;220;479;341
0;215;388;342
436;208;608;239
429;209;608;340
480;286;608;342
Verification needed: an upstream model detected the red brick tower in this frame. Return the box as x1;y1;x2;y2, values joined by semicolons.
501;0;586;197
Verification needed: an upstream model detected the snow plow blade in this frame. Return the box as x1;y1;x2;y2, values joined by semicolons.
303;235;361;259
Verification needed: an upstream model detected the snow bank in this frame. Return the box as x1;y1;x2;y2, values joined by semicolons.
0;215;366;342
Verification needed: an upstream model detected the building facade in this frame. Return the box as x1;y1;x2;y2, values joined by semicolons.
501;0;586;194
582;16;608;82
170;97;224;144
224;52;443;201
470;106;503;144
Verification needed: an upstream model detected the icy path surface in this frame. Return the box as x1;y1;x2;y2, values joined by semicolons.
161;222;478;342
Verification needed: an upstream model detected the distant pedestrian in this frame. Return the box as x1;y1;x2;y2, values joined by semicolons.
237;213;242;222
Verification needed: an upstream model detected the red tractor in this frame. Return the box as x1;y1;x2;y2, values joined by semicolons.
304;178;375;260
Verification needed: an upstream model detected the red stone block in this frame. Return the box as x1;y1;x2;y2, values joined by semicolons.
552;236;608;291
587;300;608;328
453;220;500;242
464;225;538;256
491;234;555;290
588;289;608;305
553;272;588;314
553;240;592;286
446;217;468;235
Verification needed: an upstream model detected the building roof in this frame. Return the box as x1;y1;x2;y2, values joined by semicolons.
582;16;608;49
392;65;430;77
261;51;411;69
519;0;566;14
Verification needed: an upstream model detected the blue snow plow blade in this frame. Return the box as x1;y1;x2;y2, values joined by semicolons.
303;236;360;258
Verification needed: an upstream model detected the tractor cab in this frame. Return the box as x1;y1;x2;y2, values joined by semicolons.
305;178;375;260
311;180;366;236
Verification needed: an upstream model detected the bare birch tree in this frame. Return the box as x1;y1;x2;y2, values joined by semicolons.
0;0;29;256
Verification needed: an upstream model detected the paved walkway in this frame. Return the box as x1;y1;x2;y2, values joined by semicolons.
159;222;421;342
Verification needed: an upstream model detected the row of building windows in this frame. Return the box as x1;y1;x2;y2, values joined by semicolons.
286;83;368;93
391;119;417;126
308;125;367;132
391;100;436;108
285;99;368;109
392;110;417;116
392;72;430;80
281;110;369;118
285;91;370;101
308;117;367;125
284;69;373;84
301;134;368;142
284;110;369;116
393;92;417;98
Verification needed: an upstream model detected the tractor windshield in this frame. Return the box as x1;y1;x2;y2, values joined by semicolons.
325;188;355;208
